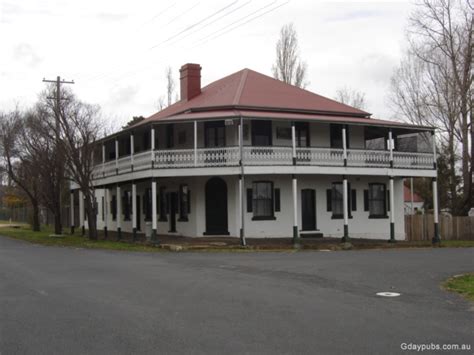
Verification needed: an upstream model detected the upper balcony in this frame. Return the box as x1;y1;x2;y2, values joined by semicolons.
92;119;436;180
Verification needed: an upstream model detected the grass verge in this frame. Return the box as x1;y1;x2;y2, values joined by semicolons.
0;224;161;253
443;273;474;302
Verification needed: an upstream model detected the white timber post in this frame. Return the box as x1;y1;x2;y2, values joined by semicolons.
70;190;75;234
342;125;348;166
194;120;198;167
389;177;395;242
388;129;394;168
151;178;158;243
116;184;122;240
342;176;349;242
130;133;134;171
292;174;299;246
132;182;137;241
79;190;85;236
151;125;155;169
291;122;297;165
115;138;119;174
239;117;246;246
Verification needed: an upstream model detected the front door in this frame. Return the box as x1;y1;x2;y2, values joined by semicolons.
168;192;177;232
205;177;228;235
301;189;316;231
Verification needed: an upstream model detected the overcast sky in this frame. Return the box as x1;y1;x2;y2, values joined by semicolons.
1;0;413;129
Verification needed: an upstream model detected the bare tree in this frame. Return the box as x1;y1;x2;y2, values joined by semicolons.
165;66;175;107
334;86;367;110
272;23;309;88
56;94;104;240
0;110;42;231
390;0;473;214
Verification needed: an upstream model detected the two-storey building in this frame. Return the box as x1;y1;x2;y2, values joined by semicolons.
70;63;440;245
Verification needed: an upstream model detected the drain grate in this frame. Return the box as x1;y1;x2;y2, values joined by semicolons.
376;292;401;297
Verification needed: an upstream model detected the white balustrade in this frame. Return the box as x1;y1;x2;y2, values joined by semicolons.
347;149;391;168
133;151;153;170
393;151;434;169
92;145;436;180
296;147;344;166
243;146;293;165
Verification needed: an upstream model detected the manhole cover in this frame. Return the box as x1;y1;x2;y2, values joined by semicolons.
376;292;401;297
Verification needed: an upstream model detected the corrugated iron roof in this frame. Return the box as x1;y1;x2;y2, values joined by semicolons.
141;68;370;125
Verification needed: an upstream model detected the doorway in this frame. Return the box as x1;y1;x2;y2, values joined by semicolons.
205;177;229;235
301;189;316;231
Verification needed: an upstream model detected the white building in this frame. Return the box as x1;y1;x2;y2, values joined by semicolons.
71;63;440;244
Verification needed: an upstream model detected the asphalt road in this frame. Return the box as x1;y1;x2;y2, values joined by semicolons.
0;237;473;355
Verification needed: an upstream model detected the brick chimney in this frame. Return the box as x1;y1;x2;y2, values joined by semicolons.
179;63;201;101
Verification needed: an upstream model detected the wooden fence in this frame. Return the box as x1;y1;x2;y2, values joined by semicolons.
405;214;474;241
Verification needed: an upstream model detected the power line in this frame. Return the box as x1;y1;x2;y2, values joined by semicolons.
194;0;287;47
165;0;252;47
150;0;239;49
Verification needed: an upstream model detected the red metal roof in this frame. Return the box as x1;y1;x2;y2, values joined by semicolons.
142;68;370;124
404;185;424;203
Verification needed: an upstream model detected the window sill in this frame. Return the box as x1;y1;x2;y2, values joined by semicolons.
251;216;276;221
178;217;189;222
124;218;131;221
368;215;388;219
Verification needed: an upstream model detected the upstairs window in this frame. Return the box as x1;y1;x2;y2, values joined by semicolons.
166;124;174;149
205;121;225;148
251;120;272;146
295;122;310;147
330;124;349;149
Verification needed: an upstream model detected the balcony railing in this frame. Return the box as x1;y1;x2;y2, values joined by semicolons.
93;146;435;178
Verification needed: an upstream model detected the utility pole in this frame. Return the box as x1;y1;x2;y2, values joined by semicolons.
42;76;74;234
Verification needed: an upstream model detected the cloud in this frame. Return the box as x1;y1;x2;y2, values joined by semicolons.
109;85;139;107
12;43;42;67
324;9;386;23
95;12;129;22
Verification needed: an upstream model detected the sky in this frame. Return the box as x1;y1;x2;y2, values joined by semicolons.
0;0;414;129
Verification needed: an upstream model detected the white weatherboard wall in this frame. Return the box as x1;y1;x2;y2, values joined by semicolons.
92;174;405;240
243;175;404;240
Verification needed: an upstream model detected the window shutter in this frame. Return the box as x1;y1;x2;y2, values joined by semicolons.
364;190;369;211
187;190;191;214
274;188;281;212
387;189;390;212
351;189;357;211
326;189;332;211
246;188;253;212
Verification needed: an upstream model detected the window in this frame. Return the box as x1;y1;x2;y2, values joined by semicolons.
111;195;117;221
327;183;354;218
330;124;349;148
251;121;272;146
144;188;152;221
368;183;387;218
123;191;131;221
205;121;225;147
142;131;150;151
295;122;310;147
331;183;343;217
252;182;275;220
159;187;167;221
166;124;174;149
179;185;190;221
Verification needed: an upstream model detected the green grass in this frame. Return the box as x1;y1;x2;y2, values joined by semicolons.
443;273;474;302
0;224;161;253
